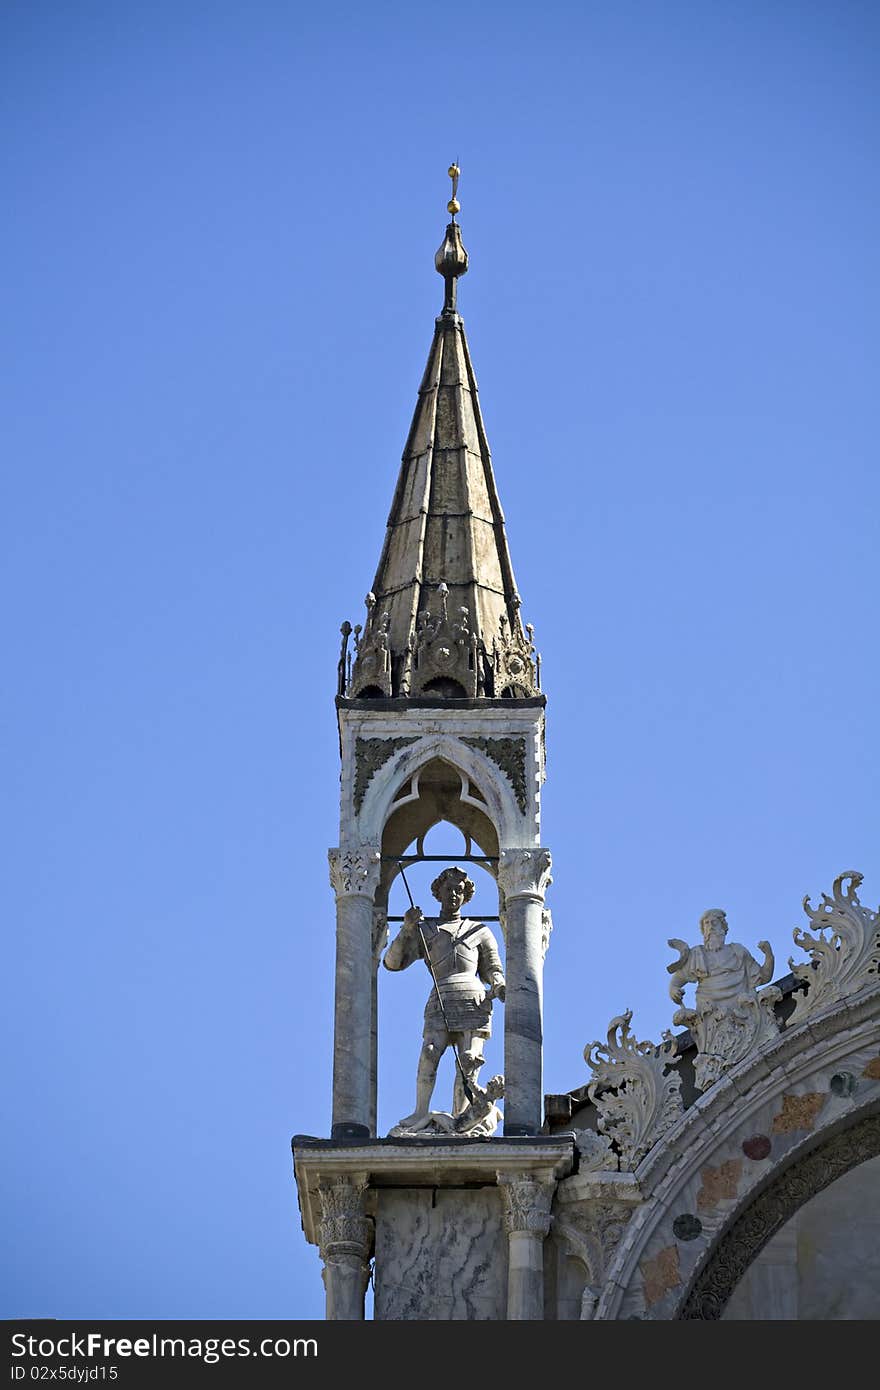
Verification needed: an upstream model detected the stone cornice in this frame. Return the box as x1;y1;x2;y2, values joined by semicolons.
293;1136;575;1246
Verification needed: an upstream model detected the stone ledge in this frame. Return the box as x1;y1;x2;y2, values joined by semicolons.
293;1134;576;1244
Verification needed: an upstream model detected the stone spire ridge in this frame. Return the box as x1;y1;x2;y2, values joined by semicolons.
340;168;539;702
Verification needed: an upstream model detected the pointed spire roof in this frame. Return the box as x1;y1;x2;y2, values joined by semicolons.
343;169;538;702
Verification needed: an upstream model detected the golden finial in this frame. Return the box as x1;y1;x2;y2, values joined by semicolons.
447;161;461;219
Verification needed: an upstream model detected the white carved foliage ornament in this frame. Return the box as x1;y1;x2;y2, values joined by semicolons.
497;1173;555;1237
328;846;381;898
497;848;552;900
584;1010;684;1171
787;870;880;1027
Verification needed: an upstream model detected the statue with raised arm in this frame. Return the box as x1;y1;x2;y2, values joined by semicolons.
383;865;506;1135
667;908;781;1092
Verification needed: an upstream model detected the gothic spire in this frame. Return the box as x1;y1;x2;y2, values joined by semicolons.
340;167;538;702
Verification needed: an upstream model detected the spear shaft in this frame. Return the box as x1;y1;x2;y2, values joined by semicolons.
397;865;475;1105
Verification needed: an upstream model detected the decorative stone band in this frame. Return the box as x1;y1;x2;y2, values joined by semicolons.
328;846;381;900
497;848;553;902
316;1177;372;1267
497;1172;555;1238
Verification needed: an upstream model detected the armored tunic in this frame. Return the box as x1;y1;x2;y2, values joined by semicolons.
384;916;505;1039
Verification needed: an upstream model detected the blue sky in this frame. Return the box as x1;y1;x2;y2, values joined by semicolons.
2;0;877;1319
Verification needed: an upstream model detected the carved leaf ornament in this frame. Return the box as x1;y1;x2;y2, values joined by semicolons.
584;1010;684;1170
788;870;880;1027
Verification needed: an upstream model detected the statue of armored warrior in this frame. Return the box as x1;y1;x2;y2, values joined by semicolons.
383;865;506;1131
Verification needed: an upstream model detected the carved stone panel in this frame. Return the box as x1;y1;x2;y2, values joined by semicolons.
353;737;418;812
374;1187;507;1320
462;736;528;814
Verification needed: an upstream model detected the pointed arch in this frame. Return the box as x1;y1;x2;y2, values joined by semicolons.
356;732;526;848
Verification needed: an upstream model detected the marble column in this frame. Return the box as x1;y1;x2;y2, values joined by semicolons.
328;846;381;1139
498;1172;555;1319
497;848;553;1136
369;907;389;1139
317;1176;372;1321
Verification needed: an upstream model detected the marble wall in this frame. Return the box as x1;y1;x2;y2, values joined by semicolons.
374;1187;508;1320
724;1153;880;1320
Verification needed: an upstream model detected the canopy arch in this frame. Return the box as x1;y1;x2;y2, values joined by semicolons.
356;733;527;850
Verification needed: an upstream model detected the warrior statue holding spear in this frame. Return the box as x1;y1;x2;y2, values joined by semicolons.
383;865;506;1136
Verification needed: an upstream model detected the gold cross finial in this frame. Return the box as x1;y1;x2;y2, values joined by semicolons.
447;162;460;220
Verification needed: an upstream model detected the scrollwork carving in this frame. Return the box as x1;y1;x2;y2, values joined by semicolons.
787;871;880;1027
574;1128;619;1173
584;1010;684;1171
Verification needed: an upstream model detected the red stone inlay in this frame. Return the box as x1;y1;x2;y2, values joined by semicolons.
742;1135;772;1160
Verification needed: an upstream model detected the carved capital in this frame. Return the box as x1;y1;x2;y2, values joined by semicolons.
555;1198;635;1290
328;846;381;900
497;848;552;902
497;1172;555;1237
317;1176;372;1266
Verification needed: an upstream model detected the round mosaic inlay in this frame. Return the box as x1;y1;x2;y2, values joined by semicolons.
830;1071;857;1098
672;1213;703;1241
742;1134;772;1160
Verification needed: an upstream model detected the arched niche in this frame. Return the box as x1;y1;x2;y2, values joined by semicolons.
375;757;499;906
356;733;524;851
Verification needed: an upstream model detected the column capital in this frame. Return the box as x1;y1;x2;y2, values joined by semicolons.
497;847;553;902
497;1171;555;1238
316;1175;372;1267
328;845;381;899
